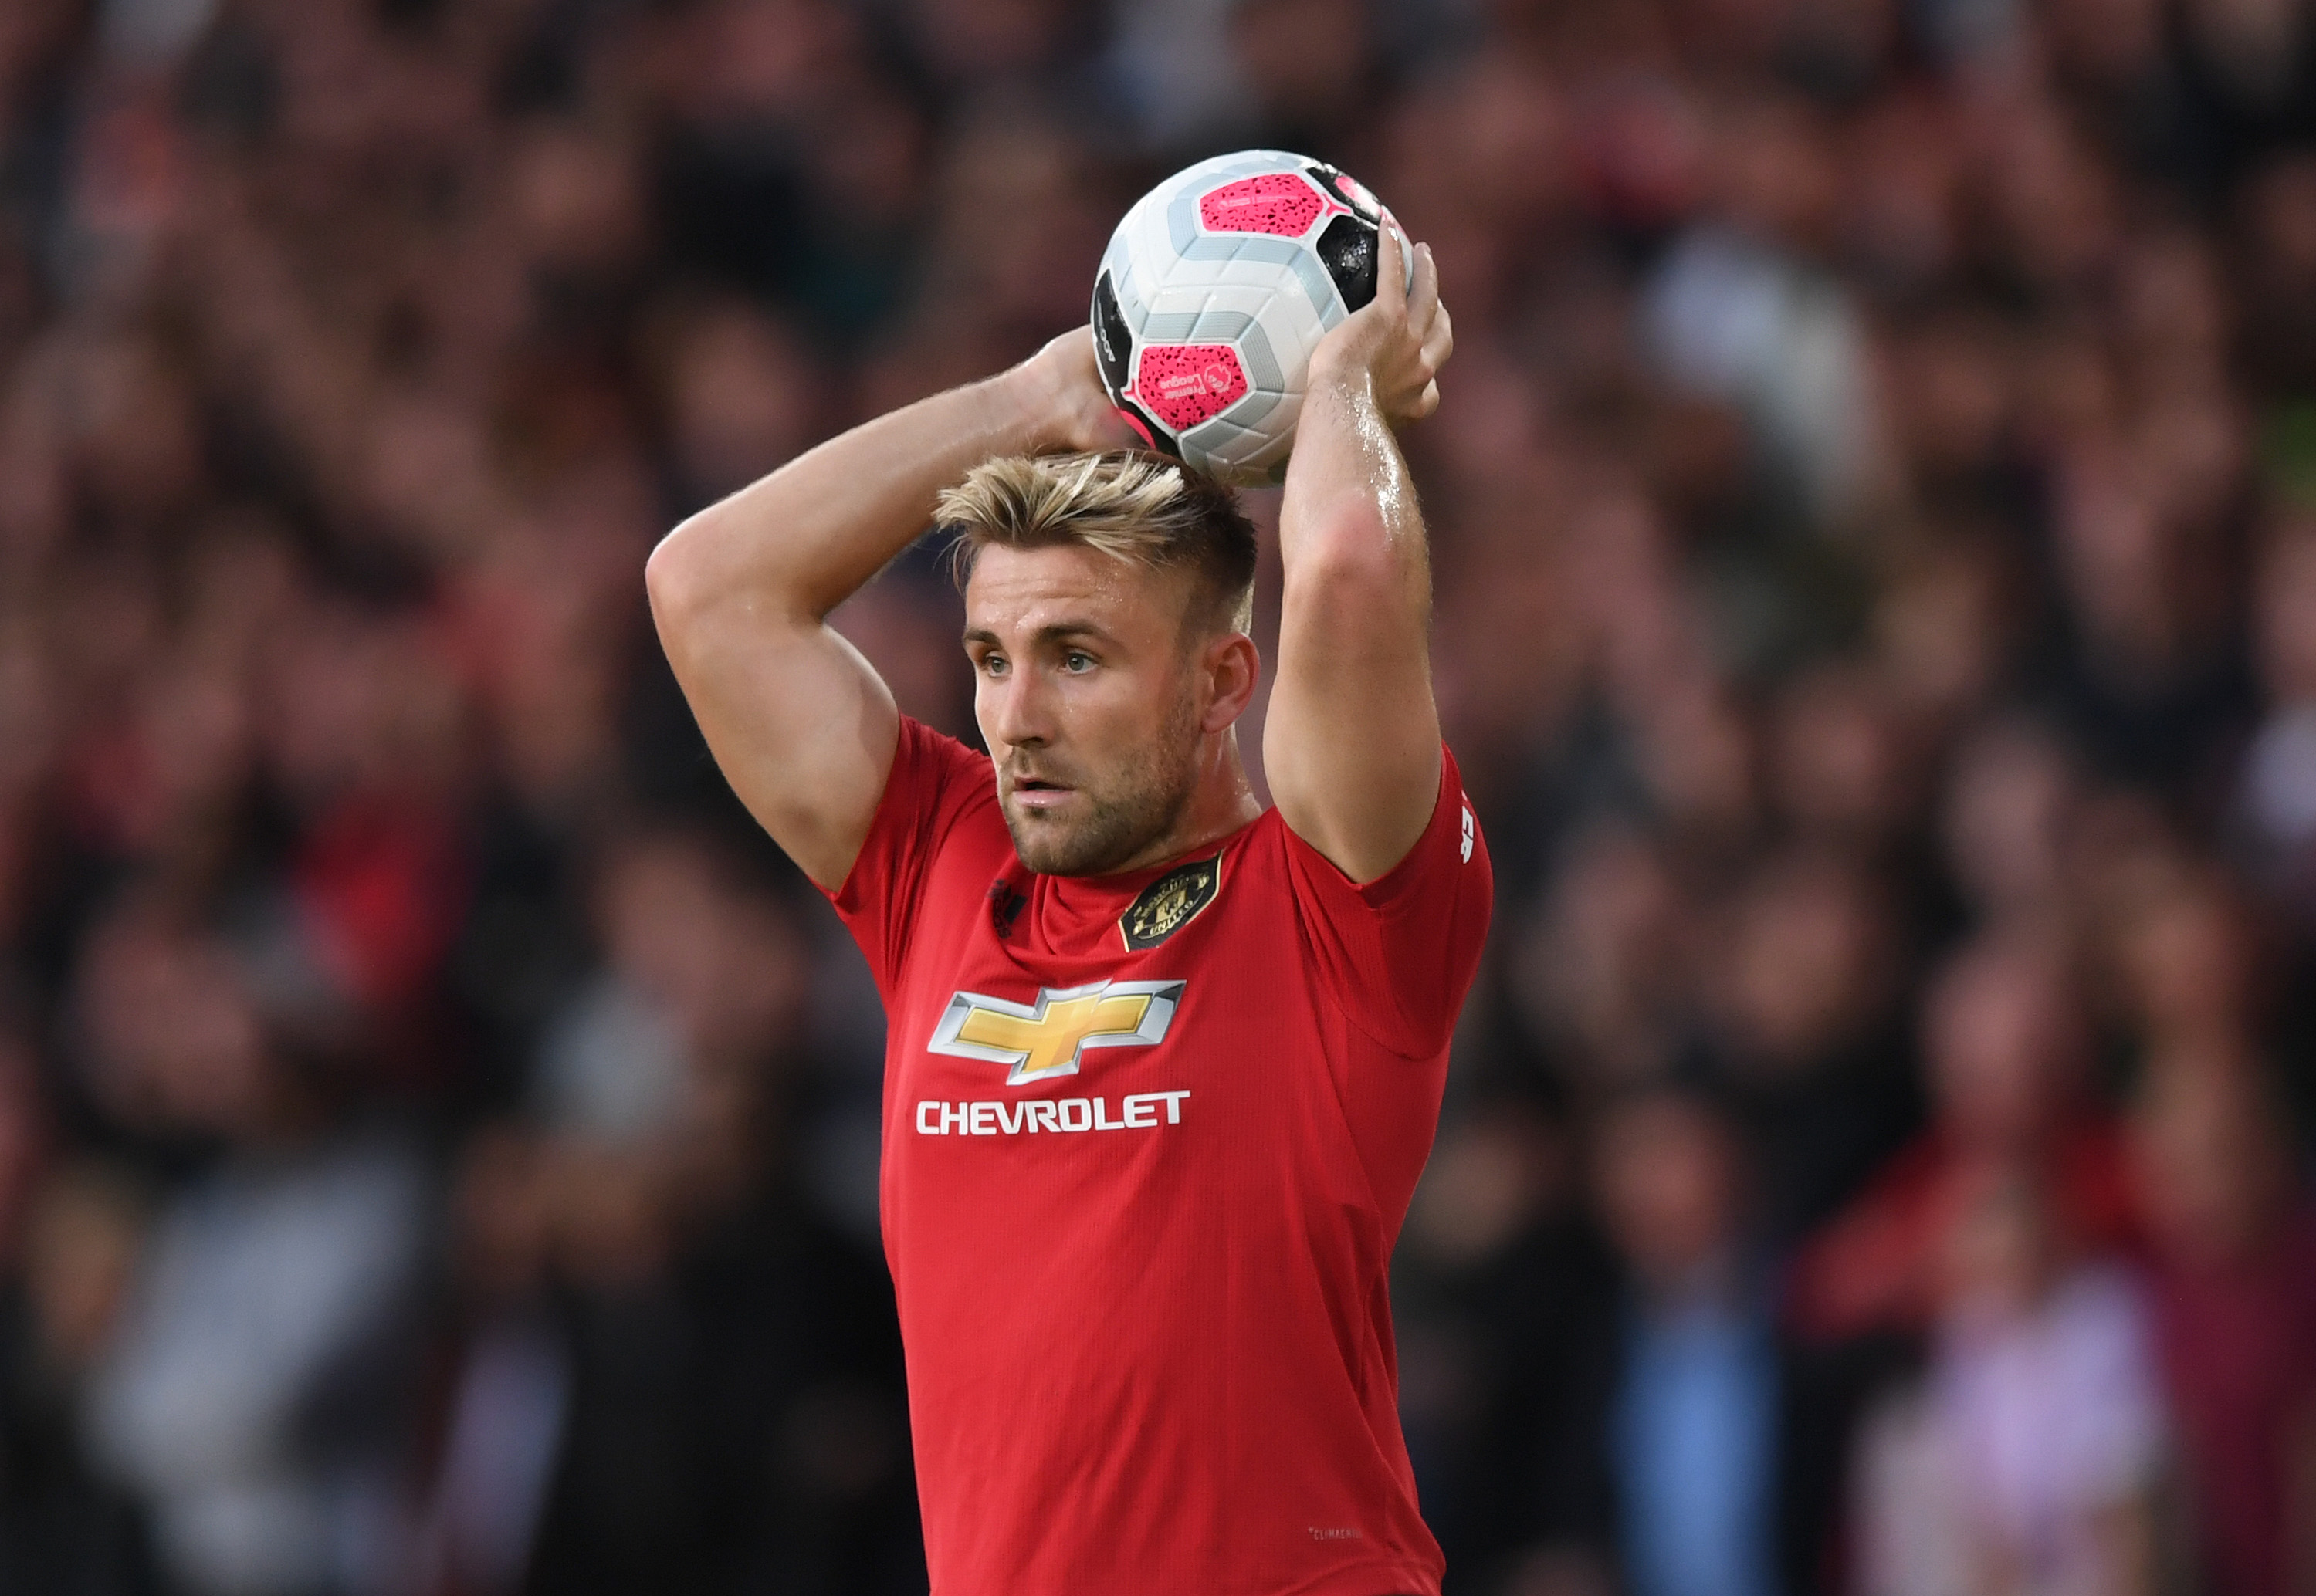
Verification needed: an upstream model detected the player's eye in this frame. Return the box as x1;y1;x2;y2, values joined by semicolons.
980;653;1009;678
1062;651;1095;673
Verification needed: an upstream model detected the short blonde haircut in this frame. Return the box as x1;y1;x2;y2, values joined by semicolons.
938;451;1258;634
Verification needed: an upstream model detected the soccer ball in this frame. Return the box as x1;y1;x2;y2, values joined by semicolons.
1092;150;1410;485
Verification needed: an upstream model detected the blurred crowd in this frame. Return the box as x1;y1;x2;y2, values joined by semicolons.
0;0;2310;1594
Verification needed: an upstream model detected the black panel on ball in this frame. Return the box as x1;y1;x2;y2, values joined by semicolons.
1091;272;1134;400
1315;214;1380;313
1116;397;1178;458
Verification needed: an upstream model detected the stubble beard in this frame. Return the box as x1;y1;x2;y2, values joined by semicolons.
1001;695;1203;877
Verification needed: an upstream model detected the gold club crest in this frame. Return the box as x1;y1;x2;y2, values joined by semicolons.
1120;854;1222;952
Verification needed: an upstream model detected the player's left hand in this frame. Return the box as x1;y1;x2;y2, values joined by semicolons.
1307;222;1451;427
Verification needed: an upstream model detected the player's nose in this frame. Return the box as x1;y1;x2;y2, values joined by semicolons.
984;664;1056;749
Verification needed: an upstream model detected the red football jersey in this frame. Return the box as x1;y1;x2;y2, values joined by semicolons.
824;717;1493;1596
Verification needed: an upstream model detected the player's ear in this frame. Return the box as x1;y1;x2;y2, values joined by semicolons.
1199;630;1260;733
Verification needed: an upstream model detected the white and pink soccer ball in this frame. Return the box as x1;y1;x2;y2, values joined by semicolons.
1092;149;1410;485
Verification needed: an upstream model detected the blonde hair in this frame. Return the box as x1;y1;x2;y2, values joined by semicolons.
938;451;1258;634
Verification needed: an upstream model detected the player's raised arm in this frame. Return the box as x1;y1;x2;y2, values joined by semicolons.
645;331;1134;889
1265;225;1455;883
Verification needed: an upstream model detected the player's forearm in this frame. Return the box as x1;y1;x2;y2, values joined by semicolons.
1264;359;1442;882
1278;360;1431;624
646;363;1065;630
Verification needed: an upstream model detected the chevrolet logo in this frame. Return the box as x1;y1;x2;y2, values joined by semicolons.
927;980;1185;1086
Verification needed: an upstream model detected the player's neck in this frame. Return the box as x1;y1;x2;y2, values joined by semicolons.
1111;735;1262;875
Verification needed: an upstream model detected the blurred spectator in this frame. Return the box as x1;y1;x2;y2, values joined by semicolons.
407;1128;565;1596
1764;664;1922;859
421;827;920;1596
1701;846;1918;1244
1852;1165;2169;1596
1512;821;1692;1091
0;1028;163;1595
2040;434;2252;799
1594;1086;1782;1596
69;900;428;1596
2235;157;2316;398
1940;712;2081;932
2130;1053;2316;1596
1785;935;2151;1596
647;296;826;514
2235;509;2316;923
1787;933;2136;1344
2098;863;2271;1070
0;1156;158;1595
1642;95;1878;526
1396;1100;1618;1596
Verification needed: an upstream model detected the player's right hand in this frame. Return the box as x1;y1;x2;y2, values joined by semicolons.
1308;225;1451;427
1013;328;1145;455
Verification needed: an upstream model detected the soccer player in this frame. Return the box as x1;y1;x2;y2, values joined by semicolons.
646;226;1489;1595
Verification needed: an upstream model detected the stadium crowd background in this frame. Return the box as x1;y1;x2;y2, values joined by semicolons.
0;0;2311;1592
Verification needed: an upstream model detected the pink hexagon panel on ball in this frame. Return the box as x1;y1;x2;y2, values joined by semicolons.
1198;173;1329;238
1131;344;1250;433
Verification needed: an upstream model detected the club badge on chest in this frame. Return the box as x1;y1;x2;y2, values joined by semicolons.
1120;854;1223;952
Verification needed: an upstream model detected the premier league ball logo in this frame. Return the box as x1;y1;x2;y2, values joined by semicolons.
1092;150;1411;485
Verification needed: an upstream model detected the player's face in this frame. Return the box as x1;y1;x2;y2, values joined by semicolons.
963;543;1212;877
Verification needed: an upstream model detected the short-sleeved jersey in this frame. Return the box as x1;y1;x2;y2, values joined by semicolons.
824;717;1494;1596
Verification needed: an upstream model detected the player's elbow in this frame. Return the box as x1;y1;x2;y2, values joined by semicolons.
646;507;760;632
649;506;831;638
645;519;706;621
1282;523;1427;627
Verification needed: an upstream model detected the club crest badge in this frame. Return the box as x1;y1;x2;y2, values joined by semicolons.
1120;854;1222;952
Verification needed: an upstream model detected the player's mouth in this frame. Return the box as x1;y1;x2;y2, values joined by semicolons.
1007;774;1077;813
